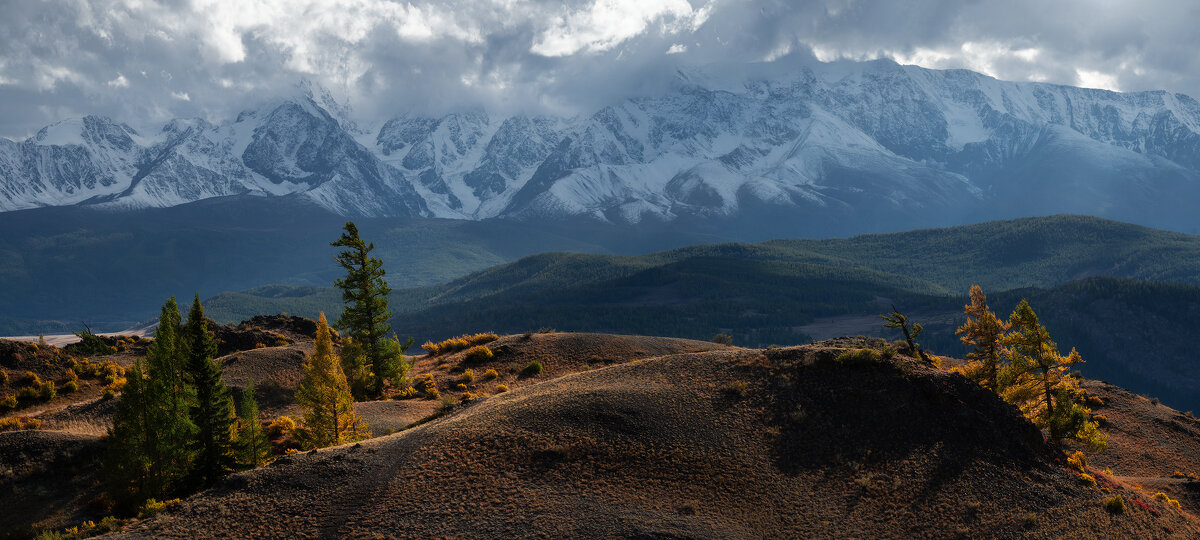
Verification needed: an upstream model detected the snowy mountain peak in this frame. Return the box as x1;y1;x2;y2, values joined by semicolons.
6;60;1200;233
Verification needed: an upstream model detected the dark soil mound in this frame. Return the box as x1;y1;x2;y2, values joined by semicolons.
0;430;104;539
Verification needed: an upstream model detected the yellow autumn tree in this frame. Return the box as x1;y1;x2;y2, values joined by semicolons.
1000;300;1105;450
953;285;1010;392
295;313;369;449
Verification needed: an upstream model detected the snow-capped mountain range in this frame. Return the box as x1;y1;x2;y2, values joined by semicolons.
6;58;1200;232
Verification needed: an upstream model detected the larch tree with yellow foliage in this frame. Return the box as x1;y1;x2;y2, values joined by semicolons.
1000;300;1105;450
954;285;1010;392
295;313;370;449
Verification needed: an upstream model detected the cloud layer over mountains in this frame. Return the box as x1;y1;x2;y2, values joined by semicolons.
3;0;1200;138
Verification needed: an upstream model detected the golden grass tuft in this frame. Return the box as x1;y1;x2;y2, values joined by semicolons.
1103;495;1125;514
483;368;499;380
0;416;41;431
1066;451;1086;473
422;332;499;356
495;384;509;393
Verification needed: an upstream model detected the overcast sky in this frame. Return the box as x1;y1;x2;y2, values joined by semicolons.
3;0;1200;139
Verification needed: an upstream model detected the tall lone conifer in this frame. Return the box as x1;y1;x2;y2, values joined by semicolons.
296;313;370;449
183;295;237;487
332;221;396;397
235;379;272;468
141;297;195;498
955;285;1010;392
1001;300;1106;449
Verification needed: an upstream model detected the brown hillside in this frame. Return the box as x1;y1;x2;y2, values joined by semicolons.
110;341;1200;539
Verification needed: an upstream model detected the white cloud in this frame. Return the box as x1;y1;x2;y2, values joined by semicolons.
1076;69;1121;92
171;91;191;101
531;0;706;56
666;43;687;54
107;74;129;88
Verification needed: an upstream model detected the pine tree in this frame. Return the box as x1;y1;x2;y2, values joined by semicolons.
1001;300;1106;449
881;306;936;366
235;379;272;469
331;221;397;398
954;285;1011;391
182;295;236;487
295;313;370;449
141;297;195;498
104;360;151;511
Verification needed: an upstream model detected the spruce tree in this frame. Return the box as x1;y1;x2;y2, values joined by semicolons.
141;297;195;498
296;313;370;449
955;285;1010;392
183;295;236;487
104;360;151;511
235;379;272;469
331;221;397;397
1001;300;1106;449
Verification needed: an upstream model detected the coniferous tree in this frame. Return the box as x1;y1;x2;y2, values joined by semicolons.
332;221;401;398
296;313;369;449
235;379;272;469
955;285;1011;392
881;306;936;366
1001;300;1106;449
141;297;195;498
104;360;151;511
182;295;236;487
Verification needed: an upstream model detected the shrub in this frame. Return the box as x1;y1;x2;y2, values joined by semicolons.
137;498;181;519
496;384;509;393
0;371;7;385
1150;397;1160;406
424;386;440;399
1066;451;1086;473
39;381;56;401
254;343;267;349
439;396;456;412
391;386;419;399
423;332;499;356
711;333;733;345
723;380;749;397
1086;395;1105;407
1153;492;1182;509
522;361;544;376
267;416;296;437
1092;414;1108;425
0;416;41;431
464;345;494;362
834;348;881;366
460;369;475;383
61;380;78;394
880;344;896;360
454;383;468;392
1104;495;1125;514
0;395;16;411
1079;473;1096;486
64;369;78;382
22;371;40;386
483;368;499;380
101;386;117;400
17;386;39;402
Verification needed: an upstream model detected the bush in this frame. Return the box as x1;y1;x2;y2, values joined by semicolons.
454;383;468;391
1092;414;1108;425
1104;496;1125;514
723;380;749;397
1066;451;1087;473
423;332;499;356
483;368;499;380
39;381;56;401
711;333;733;345
1086;395;1105;407
61;380;78;394
137;498;181;519
522;361;544;376
1079;473;1096;486
496;384;509;393
1153;492;1182;509
64;369;78;382
460;369;475;384
267;416;296;437
0;371;7;385
102;386;117;400
464;345;494;362
17;386;39;402
0;395;16;411
0;416;41;431
834;348;882;366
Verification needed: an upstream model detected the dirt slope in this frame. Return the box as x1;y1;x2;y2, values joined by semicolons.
109;341;1200;538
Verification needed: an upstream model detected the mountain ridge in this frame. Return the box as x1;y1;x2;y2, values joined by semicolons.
7;60;1200;233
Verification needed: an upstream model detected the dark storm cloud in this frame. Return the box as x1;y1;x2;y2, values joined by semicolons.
1;0;1199;139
